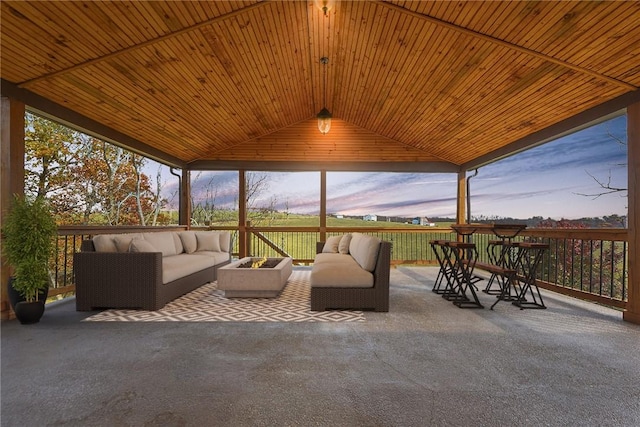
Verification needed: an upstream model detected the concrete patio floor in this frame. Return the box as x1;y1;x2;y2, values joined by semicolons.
2;266;639;426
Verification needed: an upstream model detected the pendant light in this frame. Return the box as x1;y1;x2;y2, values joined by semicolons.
317;56;332;134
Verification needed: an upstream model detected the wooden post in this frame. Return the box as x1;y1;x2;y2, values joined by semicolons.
238;170;247;258
320;170;327;243
181;169;191;227
0;97;25;320
624;102;640;324
456;170;467;242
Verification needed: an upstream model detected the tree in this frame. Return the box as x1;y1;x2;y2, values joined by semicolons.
576;128;627;200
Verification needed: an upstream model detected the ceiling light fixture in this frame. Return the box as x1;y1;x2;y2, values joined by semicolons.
315;0;335;16
317;56;332;135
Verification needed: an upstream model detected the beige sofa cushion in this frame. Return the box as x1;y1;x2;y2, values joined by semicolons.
162;253;215;284
114;233;144;252
338;234;352;254
129;238;158;253
310;253;373;288
196;232;220;252
322;235;341;253
93;235;118;253
143;232;178;256
218;231;231;253
179;231;197;254
349;233;381;272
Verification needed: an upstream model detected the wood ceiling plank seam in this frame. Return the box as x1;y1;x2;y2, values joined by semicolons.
31;77;191;157
81;55;219;154
307;3;322;115
469;2;507;35
380;23;478;139
357;2;406;129
449;74;619;149
148;1;191;33
180;31;260;147
402;45;507;148
389;30;479;143
504;1;576;52
18;1;271;88
385;19;460;133
367;11;428;133
139;37;242;152
227;7;285;133
194;26;270;139
287;1;314;117
105;3;156;46
184;30;261;144
376;0;636;91
336;0;372;123
52;2;134;55
207;19;277;138
0;42;51;81
439;64;573;142
128;1;172;39
326;0;351;121
596;42;640;83
267;1;307;126
0;6;83;75
525;1;610;59
346;1;385;126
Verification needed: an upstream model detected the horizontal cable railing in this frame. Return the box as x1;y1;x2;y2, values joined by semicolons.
51;225;627;309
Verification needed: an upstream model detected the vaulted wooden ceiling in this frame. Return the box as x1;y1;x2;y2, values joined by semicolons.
1;1;639;171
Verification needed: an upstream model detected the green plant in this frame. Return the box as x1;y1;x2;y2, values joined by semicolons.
2;195;57;302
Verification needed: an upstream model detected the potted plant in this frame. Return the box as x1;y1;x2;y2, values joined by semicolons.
2;195;57;324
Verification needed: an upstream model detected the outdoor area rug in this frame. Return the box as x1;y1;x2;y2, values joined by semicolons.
83;270;365;322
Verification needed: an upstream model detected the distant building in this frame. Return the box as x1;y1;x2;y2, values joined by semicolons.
363;214;378;221
413;217;436;226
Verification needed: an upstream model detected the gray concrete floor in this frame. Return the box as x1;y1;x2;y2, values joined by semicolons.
2;267;639;427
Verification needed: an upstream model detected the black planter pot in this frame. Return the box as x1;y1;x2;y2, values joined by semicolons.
14;301;45;324
7;277;49;313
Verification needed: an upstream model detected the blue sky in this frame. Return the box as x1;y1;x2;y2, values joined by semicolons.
156;114;628;220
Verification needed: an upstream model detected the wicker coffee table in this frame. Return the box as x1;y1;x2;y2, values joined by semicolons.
217;257;293;298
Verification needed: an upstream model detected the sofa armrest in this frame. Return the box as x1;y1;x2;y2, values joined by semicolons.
74;251;163;310
316;241;325;254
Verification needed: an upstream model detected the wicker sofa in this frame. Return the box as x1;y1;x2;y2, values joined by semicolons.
74;230;232;311
310;233;391;312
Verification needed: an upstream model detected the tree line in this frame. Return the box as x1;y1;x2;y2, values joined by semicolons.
24;113;171;226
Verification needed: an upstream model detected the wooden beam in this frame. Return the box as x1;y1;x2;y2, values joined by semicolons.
180;169;191;228
623;101;640;324
377;1;637;91
0;97;25;320
188;160;459;173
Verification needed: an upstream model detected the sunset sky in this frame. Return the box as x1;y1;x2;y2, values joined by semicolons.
158;114;628;220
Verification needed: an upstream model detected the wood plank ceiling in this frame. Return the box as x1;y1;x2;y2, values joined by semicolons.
1;0;639;170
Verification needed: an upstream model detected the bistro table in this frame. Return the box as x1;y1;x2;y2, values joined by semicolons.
444;223;548;310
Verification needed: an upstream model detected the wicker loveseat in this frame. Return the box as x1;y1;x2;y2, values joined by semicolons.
310;233;391;312
74;230;232;311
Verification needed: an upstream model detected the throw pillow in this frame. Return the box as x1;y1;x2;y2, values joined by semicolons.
143;232;178;256
196;231;221;252
322;235;341;253
179;231;197;254
349;233;381;272
218;232;231;253
92;235;117;253
129;238;158;253
114;233;142;253
338;233;352;254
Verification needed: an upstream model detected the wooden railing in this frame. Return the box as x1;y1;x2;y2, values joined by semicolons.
51;225;628;309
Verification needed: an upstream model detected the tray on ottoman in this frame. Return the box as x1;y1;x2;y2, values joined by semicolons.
217;257;293;298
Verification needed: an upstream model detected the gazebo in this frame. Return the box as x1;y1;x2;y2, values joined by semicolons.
1;1;639;323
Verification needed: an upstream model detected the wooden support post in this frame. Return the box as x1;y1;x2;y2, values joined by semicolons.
320;170;327;243
624;102;640;324
1;97;25;320
238;170;247;258
181;169;191;227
